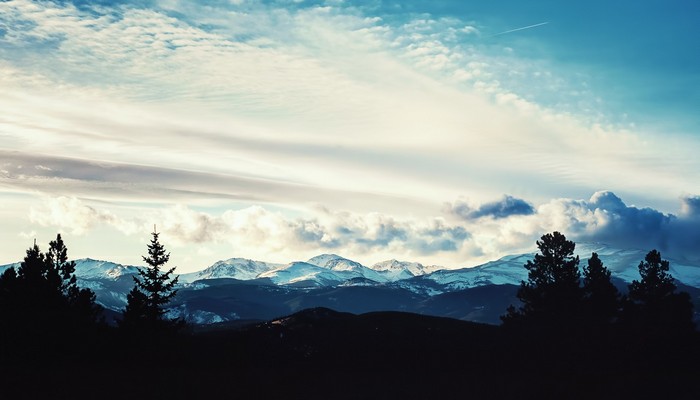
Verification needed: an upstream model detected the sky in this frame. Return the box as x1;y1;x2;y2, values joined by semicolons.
1;0;699;272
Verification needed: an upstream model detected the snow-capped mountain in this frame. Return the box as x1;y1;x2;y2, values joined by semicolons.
371;259;441;281
258;261;350;287
573;243;700;287
4;243;700;293
307;254;389;283
179;258;282;283
401;243;700;296
0;258;140;312
72;258;140;279
0;258;139;281
176;254;434;287
402;253;532;295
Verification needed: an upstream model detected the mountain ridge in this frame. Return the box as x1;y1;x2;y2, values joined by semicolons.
2;242;699;325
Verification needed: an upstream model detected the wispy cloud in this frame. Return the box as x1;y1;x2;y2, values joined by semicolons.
0;0;697;268
1;0;695;212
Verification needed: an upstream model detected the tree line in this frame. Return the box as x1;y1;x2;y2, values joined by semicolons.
502;231;695;335
0;229;180;347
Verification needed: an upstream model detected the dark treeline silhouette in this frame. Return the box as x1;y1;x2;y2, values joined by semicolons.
0;234;102;358
1;230;699;399
502;231;695;338
0;230;183;364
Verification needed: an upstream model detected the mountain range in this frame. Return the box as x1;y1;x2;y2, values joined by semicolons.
2;243;699;325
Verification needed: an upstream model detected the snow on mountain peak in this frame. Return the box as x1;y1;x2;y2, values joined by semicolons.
258;261;347;287
72;258;140;279
179;258;281;283
306;254;346;268
370;259;437;279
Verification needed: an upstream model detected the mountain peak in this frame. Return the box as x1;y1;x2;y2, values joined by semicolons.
306;254;347;267
179;258;281;283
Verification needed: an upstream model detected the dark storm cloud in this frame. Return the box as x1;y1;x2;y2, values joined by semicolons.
680;196;700;218
449;195;535;220
560;191;700;261
577;191;674;252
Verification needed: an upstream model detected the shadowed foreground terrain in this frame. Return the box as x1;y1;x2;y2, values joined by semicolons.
2;308;700;399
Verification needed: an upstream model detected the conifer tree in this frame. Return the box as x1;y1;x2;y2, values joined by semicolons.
582;252;619;324
628;250;676;303
624;250;693;332
46;234;101;325
46;234;77;295
17;243;54;298
121;229;181;331
503;232;582;326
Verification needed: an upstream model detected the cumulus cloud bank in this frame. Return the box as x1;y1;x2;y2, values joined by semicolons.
504;191;700;262
26;197;476;265
29;197;138;236
27;191;700;269
167;206;474;259
442;191;700;264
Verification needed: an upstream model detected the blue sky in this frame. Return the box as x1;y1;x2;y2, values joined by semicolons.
0;0;698;271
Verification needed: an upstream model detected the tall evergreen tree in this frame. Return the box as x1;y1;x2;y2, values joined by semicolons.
16;243;54;298
46;234;101;325
503;232;582;326
582;252;619;324
628;250;676;303
623;250;694;332
121;229;181;331
46;234;77;295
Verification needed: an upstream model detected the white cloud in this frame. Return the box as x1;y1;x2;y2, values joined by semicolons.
458;191;700;262
25;197;475;266
460;26;479;35
29;196;139;236
22;191;700;269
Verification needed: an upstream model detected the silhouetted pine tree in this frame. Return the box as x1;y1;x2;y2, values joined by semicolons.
623;250;694;333
502;232;582;327
581;252;619;325
628;250;675;303
16;243;54;298
47;234;77;295
121;229;181;331
46;234;101;325
14;242;65;326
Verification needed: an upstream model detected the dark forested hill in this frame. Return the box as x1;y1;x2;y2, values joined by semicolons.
3;307;699;399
